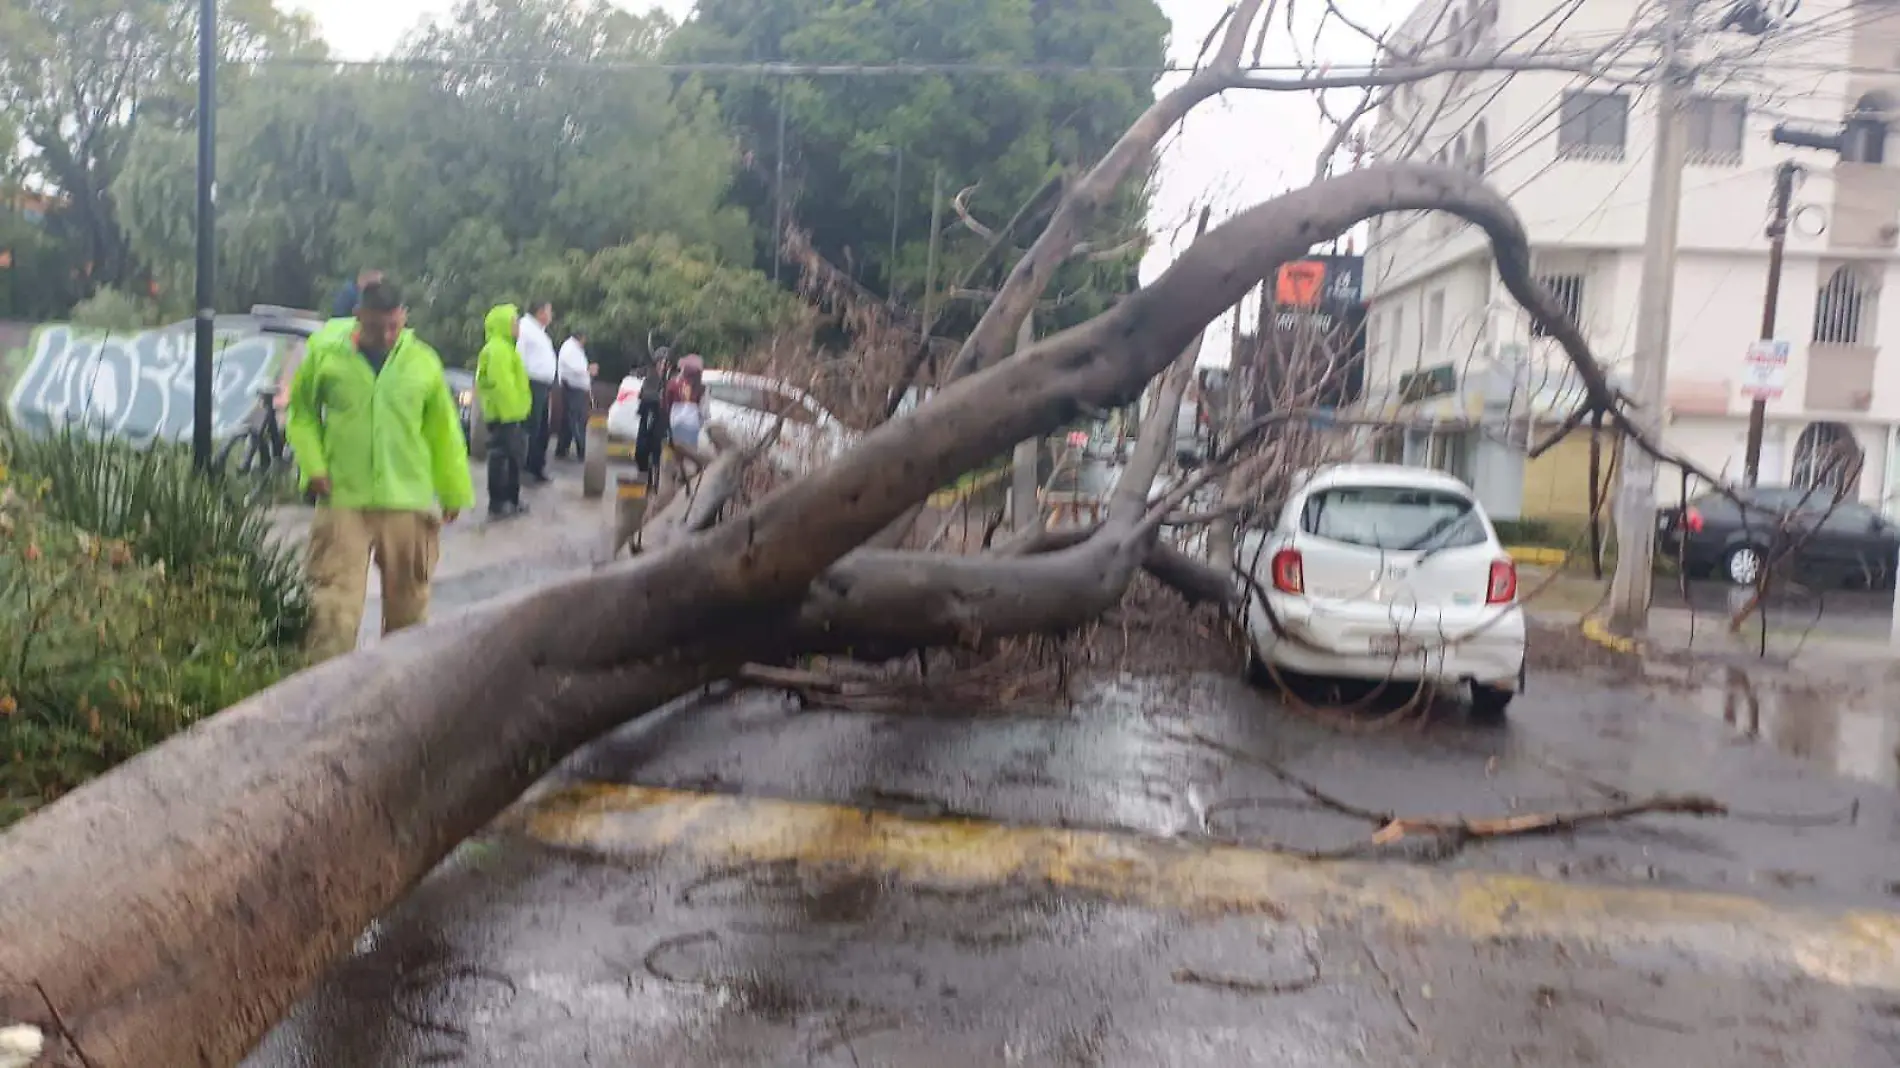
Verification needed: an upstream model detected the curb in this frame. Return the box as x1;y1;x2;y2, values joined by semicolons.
1505;545;1569;567
1579;614;1642;655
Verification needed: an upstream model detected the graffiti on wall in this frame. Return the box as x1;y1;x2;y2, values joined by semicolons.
4;321;287;445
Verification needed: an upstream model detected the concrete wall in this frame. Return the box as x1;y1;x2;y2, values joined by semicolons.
1;316;295;446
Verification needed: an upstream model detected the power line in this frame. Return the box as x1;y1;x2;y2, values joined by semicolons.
262;52;1638;79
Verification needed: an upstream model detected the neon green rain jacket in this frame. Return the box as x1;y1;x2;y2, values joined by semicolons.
475;304;531;424
285;318;475;513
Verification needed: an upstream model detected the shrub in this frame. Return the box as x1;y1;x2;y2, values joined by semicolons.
0;494;296;823
6;430;307;643
0;432;308;823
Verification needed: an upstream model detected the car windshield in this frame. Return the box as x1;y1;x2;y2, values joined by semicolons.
706;381;820;425
1300;485;1487;552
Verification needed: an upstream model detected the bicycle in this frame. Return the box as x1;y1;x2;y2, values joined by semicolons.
217;385;299;501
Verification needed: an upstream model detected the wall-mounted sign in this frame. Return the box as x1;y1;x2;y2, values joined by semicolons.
1274;255;1363;309
1740;339;1789;400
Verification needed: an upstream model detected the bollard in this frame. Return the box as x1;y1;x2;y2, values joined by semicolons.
613;473;650;557
582;412;608;499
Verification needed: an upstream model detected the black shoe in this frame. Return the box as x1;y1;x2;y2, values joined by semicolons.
527;470;552;484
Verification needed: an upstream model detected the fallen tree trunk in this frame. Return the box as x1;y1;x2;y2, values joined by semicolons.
0;158;1635;1067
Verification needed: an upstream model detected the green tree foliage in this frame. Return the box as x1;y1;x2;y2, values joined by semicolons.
68;287;165;331
113;0;759;360
532;234;799;375
0;0;315;294
669;0;1168;330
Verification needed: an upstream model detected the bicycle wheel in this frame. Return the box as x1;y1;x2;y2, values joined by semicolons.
214;433;251;478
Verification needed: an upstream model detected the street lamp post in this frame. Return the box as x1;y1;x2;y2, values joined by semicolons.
192;0;216;471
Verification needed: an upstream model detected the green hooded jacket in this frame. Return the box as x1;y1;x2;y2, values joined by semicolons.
285;317;475;513
475;304;531;424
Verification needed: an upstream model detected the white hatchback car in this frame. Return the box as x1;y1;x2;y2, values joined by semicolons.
1236;464;1526;720
606;369;853;477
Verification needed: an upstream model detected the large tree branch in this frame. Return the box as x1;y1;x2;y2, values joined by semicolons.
0;162;1637;1067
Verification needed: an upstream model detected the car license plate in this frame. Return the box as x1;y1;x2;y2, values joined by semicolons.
1368;634;1420;656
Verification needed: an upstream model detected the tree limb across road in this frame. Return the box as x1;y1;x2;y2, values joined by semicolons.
0;5;1722;1065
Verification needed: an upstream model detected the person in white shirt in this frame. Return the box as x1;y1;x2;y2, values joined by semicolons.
517;301;559;482
553;329;592;462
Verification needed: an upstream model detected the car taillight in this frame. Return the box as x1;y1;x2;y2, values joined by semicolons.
1486;559;1518;604
1684;507;1704;534
1270;549;1304;594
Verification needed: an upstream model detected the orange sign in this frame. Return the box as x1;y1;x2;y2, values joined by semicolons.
1275;260;1325;307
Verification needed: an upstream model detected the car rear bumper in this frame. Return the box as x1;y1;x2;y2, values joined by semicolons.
1245;595;1526;689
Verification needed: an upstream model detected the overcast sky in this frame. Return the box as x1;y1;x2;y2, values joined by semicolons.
287;0;1409;363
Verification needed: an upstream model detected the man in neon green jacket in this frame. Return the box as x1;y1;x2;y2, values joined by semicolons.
475;302;532;519
286;280;475;663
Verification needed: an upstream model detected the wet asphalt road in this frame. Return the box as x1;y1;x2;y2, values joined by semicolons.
244;464;1900;1066
244;661;1900;1066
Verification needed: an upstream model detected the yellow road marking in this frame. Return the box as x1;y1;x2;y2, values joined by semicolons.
509;784;1900;990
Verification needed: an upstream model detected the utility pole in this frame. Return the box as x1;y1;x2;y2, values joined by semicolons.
192;0;217;471
888;146;903;301
771;76;787;284
1011;312;1039;532
1742;160;1799;486
1606;0;1692;635
921;165;944;342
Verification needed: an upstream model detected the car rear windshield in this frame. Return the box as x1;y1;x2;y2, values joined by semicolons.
1299;485;1487;552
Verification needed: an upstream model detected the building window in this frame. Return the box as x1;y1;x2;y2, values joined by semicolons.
1557;90;1629;160
1791;421;1863;496
1470;120;1488;174
1685;94;1746;164
1530;272;1584;337
1391;305;1407;358
1814;264;1878;344
1424;290;1446;351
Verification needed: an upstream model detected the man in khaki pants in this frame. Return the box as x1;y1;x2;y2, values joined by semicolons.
286;280;475;663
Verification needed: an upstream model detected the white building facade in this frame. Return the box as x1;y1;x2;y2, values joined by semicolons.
1361;0;1900;519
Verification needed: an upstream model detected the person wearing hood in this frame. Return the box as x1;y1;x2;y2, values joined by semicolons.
476;302;532;519
518;300;559;483
285;280;474;664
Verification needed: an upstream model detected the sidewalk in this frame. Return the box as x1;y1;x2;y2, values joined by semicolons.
1523;567;1900;669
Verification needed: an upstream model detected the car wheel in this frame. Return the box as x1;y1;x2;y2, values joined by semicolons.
1723;544;1765;586
1469;683;1512;725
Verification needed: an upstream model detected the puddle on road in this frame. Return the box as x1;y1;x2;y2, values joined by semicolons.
1665;664;1900;789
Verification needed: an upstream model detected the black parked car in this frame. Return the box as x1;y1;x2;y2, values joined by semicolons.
1656;485;1900;588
